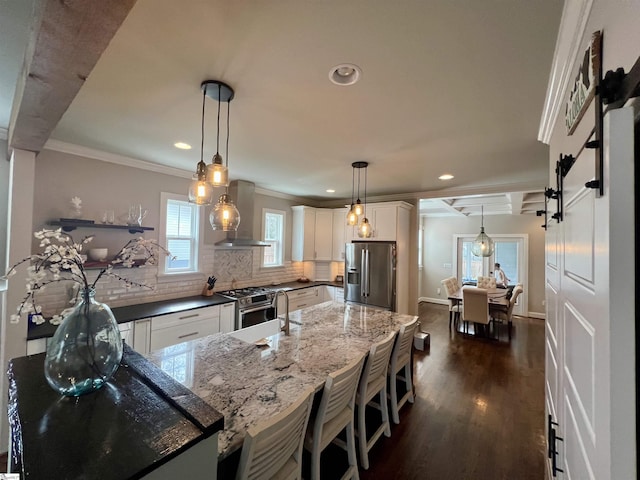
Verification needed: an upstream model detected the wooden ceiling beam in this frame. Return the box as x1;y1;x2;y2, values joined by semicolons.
7;0;137;153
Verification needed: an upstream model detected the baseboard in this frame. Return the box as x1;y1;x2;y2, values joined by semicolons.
419;297;448;305
528;311;546;320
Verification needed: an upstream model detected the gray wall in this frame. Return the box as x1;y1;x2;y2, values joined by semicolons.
32;149;190;254
420;213;545;315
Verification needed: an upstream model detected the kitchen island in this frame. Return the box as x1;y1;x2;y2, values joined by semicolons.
144;300;417;461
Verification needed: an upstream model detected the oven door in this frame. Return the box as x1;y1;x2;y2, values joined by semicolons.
240;304;276;329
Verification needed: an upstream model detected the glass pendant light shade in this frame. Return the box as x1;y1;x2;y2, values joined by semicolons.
358;217;372;238
209;193;241;231
353;200;364;216
207;153;229;187
471;227;494;256
471;206;494;257
188;161;213;205
346;206;358;226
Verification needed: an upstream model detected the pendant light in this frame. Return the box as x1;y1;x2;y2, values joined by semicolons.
357;162;372;238
207;80;240;232
353;162;364;216
203;81;229;187
187;87;214;205
471;205;494;257
346;165;358;226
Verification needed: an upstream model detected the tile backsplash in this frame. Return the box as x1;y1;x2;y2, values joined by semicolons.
33;245;313;317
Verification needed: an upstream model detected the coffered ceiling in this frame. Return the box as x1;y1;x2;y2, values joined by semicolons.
0;0;562;204
419;190;546;217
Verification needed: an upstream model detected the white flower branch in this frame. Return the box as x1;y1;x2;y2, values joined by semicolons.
3;229;173;324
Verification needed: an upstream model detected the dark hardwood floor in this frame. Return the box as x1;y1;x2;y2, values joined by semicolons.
1;302;545;479
317;302;546;480
364;302;545;480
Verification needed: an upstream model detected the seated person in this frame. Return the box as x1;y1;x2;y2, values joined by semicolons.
494;263;510;288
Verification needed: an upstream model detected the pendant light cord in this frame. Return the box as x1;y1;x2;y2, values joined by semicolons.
226;100;230;168
351;166;355;205
216;83;221;155
356;165;361;201
200;88;206;163
363;166;367;215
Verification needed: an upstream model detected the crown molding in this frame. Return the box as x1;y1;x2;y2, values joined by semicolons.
538;0;594;145
254;186;309;203
43;138;193;178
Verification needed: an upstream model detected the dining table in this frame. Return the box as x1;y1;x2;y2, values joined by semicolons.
448;287;509;334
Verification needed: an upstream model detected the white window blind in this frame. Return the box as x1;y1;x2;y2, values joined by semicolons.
262;209;284;267
164;198;199;273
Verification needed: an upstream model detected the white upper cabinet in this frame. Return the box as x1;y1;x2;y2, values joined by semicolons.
292;206;334;261
314;209;333;261
332;208;348;261
368;203;399;240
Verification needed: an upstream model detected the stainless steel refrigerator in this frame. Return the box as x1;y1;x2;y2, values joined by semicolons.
345;241;396;310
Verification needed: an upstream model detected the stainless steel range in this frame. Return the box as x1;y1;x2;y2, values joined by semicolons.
219;286;277;330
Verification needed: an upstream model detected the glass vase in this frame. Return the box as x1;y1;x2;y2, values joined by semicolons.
44;288;123;396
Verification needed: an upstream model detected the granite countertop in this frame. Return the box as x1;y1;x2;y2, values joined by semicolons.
145;300;416;460
8;345;224;479
27;293;235;340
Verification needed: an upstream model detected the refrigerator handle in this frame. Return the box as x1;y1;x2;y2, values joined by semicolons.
361;248;367;297
364;249;370;297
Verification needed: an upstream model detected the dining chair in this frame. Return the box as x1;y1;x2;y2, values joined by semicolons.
236;386;315;480
476;276;497;289
490;284;524;339
304;356;365;480
389;317;419;424
355;331;397;470
461;286;491;337
440;277;462;329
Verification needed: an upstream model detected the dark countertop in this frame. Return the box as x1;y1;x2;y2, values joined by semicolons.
8;344;224;480
27;293;235;341
27;283;344;341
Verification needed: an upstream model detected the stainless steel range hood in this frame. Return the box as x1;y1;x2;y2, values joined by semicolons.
214;180;270;248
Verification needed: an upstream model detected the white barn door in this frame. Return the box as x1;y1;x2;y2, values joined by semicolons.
545;106;635;479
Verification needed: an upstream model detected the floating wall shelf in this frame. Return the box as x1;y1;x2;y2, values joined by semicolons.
48;220;154;234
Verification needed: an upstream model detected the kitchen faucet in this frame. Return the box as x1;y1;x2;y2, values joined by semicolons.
273;290;290;336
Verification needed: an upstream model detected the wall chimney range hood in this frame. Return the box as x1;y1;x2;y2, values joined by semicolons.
214;180;270;248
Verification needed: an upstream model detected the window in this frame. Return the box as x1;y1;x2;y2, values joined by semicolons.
160;193;200;274
262;209;285;267
494;240;519;284
460;240;483;283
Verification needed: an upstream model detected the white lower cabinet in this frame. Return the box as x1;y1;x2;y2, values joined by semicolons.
149;307;221;352
278;286;324;312
26;338;48;356
322;285;345;302
26;321;137;356
133;304;228;354
119;321;134;347
219;302;235;333
133;318;152;355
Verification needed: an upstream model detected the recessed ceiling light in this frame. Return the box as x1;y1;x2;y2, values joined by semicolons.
439;174;454;180
329;63;362;86
174;142;192;150
326;189;335;193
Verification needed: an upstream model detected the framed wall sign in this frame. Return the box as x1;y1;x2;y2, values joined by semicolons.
565;30;602;135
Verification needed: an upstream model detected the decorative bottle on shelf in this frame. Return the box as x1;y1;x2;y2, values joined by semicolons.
44;288;123;397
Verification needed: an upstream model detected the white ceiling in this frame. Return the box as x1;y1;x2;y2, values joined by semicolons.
0;0;562;204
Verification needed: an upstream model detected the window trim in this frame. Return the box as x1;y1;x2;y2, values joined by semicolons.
261;208;286;268
158;192;205;281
